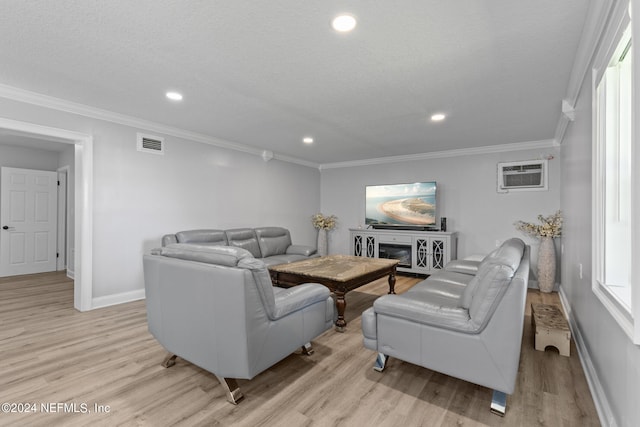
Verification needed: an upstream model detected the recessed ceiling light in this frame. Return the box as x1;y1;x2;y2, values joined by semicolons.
166;91;183;101
303;137;314;144
431;113;446;121
332;14;357;32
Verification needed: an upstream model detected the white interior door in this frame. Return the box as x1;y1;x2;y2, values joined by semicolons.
0;167;58;277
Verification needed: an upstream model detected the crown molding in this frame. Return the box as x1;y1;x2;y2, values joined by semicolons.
0;83;320;169
272;152;319;168
319;139;559;170
554;0;618;144
562;0;616;107
0;84;560;172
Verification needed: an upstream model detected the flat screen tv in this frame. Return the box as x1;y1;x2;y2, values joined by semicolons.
365;181;437;228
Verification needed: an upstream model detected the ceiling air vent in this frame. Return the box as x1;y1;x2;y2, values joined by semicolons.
136;133;165;155
497;159;548;193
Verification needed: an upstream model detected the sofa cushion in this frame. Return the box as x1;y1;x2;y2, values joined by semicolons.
160;243;253;266
254;227;292;258
373;294;472;332
175;229;228;245
286;245;317;257
406;275;468;303
444;259;482;275
482;238;525;271
403;287;463;310
225;228;262;258
259;254;310;267
467;263;515;330
460;238;524;309
421;270;475;288
460;275;479;309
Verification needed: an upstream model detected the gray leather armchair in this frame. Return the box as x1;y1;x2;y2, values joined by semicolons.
361;238;530;415
143;244;335;404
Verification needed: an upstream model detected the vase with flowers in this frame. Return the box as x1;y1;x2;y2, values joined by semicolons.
312;213;337;256
514;210;563;293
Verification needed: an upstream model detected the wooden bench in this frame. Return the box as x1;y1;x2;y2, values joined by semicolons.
531;303;570;357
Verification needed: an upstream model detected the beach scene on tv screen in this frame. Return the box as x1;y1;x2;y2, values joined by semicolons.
366;182;436;225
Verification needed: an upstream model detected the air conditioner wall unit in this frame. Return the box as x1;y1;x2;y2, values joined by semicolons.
497;159;548;193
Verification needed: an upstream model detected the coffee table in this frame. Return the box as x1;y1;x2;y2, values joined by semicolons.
269;255;399;331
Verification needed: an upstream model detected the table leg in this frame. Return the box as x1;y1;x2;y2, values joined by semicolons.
335;290;347;332
388;267;397;294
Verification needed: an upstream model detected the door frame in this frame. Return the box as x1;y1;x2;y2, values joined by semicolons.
57;166;69;272
0;117;93;311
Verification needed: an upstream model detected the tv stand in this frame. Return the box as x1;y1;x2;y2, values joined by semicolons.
371;224;439;231
350;228;457;275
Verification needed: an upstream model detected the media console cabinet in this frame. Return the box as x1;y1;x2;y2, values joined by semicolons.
349;228;457;275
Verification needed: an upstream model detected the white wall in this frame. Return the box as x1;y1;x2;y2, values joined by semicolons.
0;143;61;171
320;147;561;284
0;97;321;302
558;2;640;425
90;127;320;299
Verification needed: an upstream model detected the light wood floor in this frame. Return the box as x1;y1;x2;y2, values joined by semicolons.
0;271;599;426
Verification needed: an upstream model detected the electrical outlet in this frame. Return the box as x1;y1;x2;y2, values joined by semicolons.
495;240;501;247
578;263;583;279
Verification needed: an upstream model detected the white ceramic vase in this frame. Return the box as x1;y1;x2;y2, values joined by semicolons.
537;236;556;293
317;229;328;256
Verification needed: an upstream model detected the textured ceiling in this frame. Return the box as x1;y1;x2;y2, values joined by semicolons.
0;0;590;165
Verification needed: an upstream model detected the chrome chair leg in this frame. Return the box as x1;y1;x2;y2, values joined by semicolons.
373;353;389;372
161;353;243;405
215;375;245;405
161;353;177;368
490;390;507;416
301;342;314;355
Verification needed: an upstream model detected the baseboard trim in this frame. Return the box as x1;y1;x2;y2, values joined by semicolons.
91;289;145;310
558;286;616;427
66;269;75;280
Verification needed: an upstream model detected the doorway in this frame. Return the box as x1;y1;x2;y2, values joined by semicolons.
0;117;93;311
0;167;59;276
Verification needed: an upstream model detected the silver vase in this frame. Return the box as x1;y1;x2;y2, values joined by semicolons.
317;229;328;256
537;236;556;293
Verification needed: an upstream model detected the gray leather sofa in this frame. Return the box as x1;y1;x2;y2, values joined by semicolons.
361;238;530;416
143;244;335;404
161;226;318;266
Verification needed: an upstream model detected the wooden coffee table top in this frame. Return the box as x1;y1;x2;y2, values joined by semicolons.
270;255;398;331
269;255;398;282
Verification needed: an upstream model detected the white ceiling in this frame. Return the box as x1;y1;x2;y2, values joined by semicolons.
0;1;590;165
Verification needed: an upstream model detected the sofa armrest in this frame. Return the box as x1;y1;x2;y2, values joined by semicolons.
286;244;317;257
361;307;378;350
373;294;475;333
272;283;331;320
161;234;178;247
